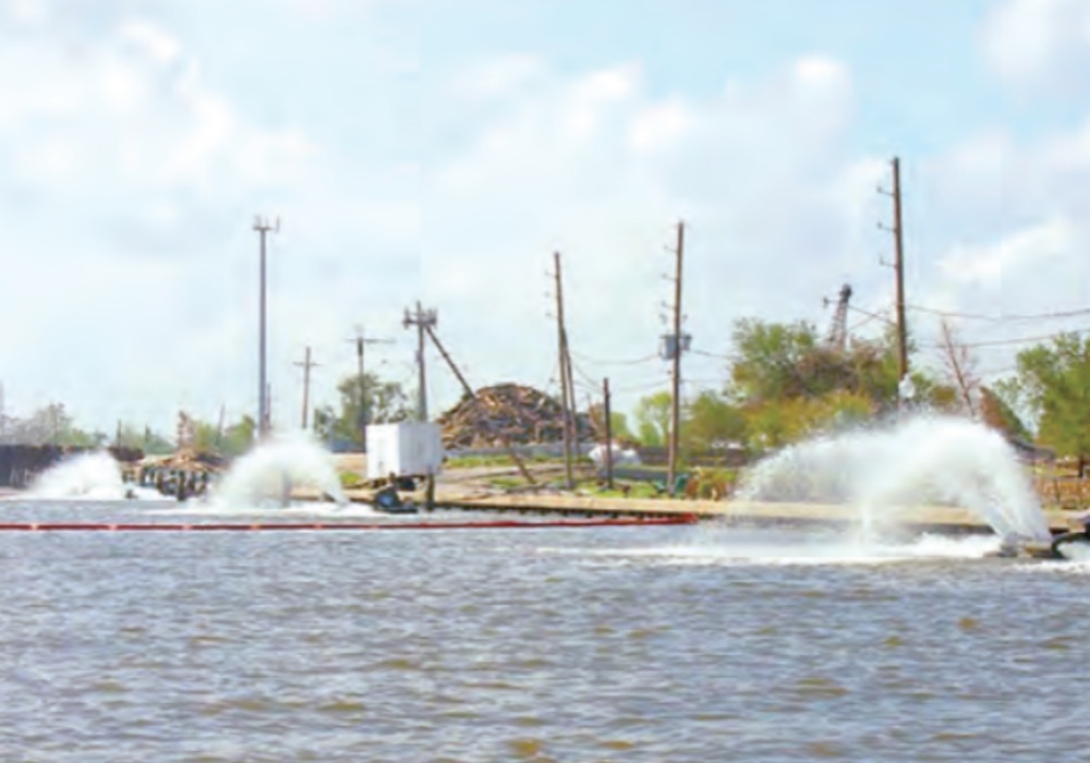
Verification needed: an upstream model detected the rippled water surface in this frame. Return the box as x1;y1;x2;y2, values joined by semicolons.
0;499;1087;762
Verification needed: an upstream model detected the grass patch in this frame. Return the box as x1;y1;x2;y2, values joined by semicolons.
445;453;594;469
588;481;662;500
339;471;366;488
486;476;526;490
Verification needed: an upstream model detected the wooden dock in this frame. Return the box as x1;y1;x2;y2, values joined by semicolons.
323;486;1081;536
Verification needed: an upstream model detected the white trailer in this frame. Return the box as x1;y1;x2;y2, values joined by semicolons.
366;422;443;480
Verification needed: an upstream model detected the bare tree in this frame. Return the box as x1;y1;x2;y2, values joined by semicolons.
937;318;980;417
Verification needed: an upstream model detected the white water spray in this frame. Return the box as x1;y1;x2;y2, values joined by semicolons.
212;432;346;508
29;451;126;500
737;415;1051;542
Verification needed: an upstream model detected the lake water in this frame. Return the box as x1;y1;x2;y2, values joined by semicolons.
0;499;1085;762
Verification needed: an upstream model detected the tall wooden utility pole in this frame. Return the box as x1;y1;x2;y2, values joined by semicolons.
349;327;394;451
553;252;575;489
880;158;909;387
667;221;685;496
253;216;279;439
603;377;614;490
892;157;908;384
294;346;318;430
403;303;438;421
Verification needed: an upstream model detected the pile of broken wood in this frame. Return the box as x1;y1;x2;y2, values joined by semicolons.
439;383;596;449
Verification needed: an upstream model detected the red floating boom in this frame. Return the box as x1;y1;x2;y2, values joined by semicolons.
0;515;698;533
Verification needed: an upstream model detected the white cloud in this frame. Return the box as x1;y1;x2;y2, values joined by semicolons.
118;19;182;65
450;54;547;101
0;11;418;432
4;0;48;26
0;33;319;201
422;55;883;415
793;55;848;90
904;107;1090;381
629;99;692;152
939;217;1079;285
983;0;1090;88
9;1;1090;437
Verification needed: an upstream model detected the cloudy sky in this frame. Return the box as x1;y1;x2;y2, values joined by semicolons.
1;0;1089;435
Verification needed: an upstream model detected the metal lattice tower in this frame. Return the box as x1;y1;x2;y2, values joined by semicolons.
826;283;852;352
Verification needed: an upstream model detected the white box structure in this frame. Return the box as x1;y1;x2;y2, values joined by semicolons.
366;422;443;480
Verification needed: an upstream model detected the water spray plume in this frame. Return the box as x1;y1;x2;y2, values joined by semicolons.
213;432;347;508
29;451;126;500
737;415;1051;542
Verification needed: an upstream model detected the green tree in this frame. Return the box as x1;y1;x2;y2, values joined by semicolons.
979;386;1032;442
743;391;875;453
1003;333;1090;462
682;391;747;454
635;391;672;447
186;415;255;458
222;415;256;456
5;404;106;447
729;319;820;403
586;403;634;443
609;411;633;442
728;318;902;407
115;423;174;454
192;420;221;454
722;317;965;453
314;373;411;448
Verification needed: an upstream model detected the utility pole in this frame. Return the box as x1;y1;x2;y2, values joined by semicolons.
294;346;319;430
892;157;908;384
603;377;614;490
266;382;273;433
349;327;394;451
879;158;909;387
553;252;575;489
253;215;279;439
563;333;578;470
216;404;226;451
402;303;438;421
667;221;685;496
422;323;536;485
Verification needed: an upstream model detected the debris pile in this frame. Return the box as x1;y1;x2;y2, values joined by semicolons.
138;447;224;473
438;383;596;449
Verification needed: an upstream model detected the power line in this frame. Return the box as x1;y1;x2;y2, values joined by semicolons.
571;378;603;395
848;313;883;332
846;304;895;326
569;359;601;389
921;326;1090;349
909;303;1090;323
691;349;732;360
606;378;670;395
570;351;659;366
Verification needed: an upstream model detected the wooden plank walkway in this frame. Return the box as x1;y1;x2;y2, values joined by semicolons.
322;487;1080;535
